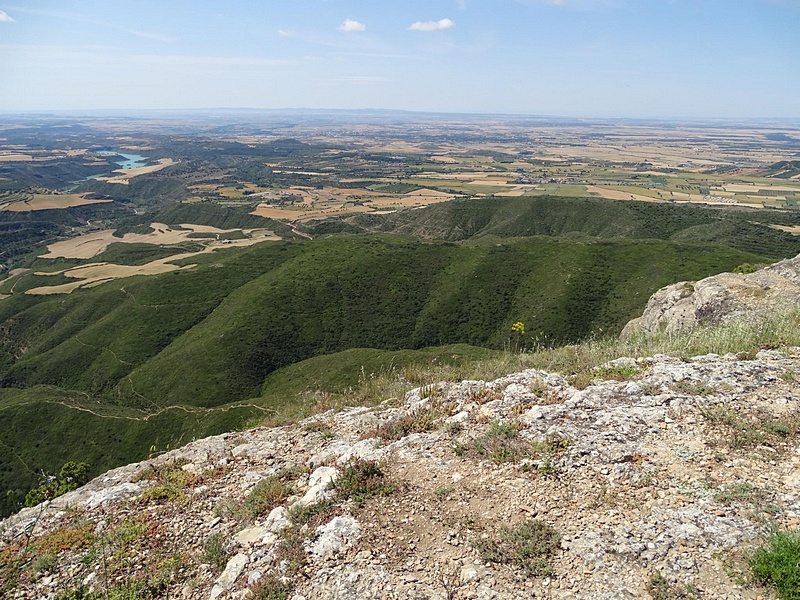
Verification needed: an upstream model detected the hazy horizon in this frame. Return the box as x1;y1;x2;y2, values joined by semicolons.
1;0;798;119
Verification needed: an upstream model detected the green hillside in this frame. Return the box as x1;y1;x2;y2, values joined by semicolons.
1;195;798;517
0;235;770;407
304;196;800;258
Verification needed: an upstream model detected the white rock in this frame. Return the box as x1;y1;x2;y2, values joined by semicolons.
309;441;352;468
306;515;361;559
264;506;291;533
235;526;268;547
84;482;143;509
336;439;385;465
209;553;248;600
522;407;544;421
293;466;338;509
460;566;482;583
447;410;470;424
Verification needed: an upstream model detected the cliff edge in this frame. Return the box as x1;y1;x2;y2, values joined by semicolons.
2;346;799;599
622;253;800;336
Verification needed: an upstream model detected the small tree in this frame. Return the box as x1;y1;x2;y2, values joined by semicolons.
24;461;90;507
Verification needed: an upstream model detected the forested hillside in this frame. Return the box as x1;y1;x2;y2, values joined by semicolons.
1;196;798;516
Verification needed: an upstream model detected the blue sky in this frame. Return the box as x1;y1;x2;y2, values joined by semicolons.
0;0;797;117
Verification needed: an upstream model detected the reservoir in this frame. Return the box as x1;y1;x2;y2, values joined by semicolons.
80;151;149;181
98;151;148;170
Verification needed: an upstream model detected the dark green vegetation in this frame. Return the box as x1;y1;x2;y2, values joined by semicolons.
765;160;800;179
0;204;133;263
749;530;800;600
303;195;800;259
24;461;89;507
1;194;798;517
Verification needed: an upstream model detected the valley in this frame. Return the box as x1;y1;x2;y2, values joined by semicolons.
0;111;798;518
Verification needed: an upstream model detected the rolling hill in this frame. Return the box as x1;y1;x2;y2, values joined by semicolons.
1;196;798;516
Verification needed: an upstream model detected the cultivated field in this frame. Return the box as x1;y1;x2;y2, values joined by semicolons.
0;193;112;211
42;222;279;259
24;223;280;294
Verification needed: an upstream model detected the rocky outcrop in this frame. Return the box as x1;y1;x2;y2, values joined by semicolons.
3;348;799;599
622;253;800;336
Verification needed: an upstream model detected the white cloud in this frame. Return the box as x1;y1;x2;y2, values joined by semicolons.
0;10;15;23
409;18;455;32
338;19;366;33
277;29;293;38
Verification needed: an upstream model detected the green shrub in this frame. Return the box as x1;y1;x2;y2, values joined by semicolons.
702;407;800;451
203;533;229;573
333;459;395;507
475;519;560;577
25;461;90;507
250;574;293;600
237;475;293;522
31;552;57;576
750;530;800;599
366;399;454;442
136;460;197;503
733;263;757;274
470;420;533;465
53;581;164;600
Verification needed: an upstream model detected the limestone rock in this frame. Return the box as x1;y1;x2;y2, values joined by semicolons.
293;466;338;509
209;553;248;599
622;253;800;335
306;515;362;559
5;346;799;600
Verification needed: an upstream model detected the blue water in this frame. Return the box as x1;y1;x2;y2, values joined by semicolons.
79;151;149;181
97;151;148;170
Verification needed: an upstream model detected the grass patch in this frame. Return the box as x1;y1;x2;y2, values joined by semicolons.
365;398;454;442
136;460;198;503
288;499;338;528
215;471;294;523
53;580;166;600
268;500;340;588
333;459;395;507
646;572;700;599
714;482;766;505
713;482;780;522
569;363;640;390
203;532;229;573
1;520;96;592
701;407;800;451
470;420;531;465
250;574;294;600
672;381;717;396
238;475;293;522
750;529;800;600
475;519;560;577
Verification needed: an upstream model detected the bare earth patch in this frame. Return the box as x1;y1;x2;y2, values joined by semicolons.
40;223;261;260
96;158;175;184
25;224;280;294
771;225;800;235
0;193;112;212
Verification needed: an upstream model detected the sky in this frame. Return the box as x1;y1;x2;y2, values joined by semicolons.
0;0;798;118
